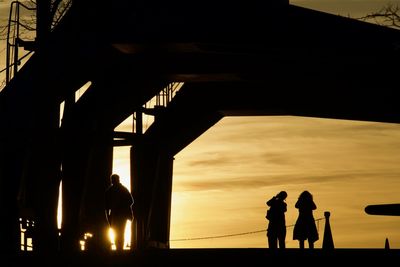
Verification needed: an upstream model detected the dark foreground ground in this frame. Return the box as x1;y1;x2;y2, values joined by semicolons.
3;248;400;266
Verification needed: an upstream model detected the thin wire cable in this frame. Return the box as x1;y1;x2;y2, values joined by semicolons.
171;217;324;242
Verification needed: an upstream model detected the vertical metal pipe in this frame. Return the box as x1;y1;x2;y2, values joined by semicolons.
13;3;19;78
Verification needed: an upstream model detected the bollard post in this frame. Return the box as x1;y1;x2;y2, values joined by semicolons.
385;238;390;249
322;211;334;249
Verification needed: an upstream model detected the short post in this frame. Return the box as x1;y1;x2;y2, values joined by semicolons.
385;238;390;249
322;211;334;249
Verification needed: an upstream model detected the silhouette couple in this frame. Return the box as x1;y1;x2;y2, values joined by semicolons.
266;190;319;249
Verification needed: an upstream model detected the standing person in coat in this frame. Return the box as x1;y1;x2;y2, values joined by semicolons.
266;191;288;249
293;190;319;249
105;174;134;251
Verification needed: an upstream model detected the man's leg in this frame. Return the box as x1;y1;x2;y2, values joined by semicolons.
308;240;314;249
113;219;127;250
268;233;277;249
278;229;286;249
299;240;305;249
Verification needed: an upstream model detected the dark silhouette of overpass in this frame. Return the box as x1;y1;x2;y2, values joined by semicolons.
1;0;400;264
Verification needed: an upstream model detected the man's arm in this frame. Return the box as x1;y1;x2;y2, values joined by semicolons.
105;208;111;226
104;190;111;225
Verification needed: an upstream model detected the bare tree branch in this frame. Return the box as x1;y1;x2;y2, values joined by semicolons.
356;3;400;29
0;24;8;40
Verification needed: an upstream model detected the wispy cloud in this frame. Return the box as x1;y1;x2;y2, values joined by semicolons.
175;116;400;189
171;116;400;248
173;170;400;192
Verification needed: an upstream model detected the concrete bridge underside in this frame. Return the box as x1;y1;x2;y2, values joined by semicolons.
0;0;400;254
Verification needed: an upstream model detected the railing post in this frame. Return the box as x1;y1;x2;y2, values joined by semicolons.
322;211;334;249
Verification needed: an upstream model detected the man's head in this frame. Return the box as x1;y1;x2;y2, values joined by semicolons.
110;174;120;185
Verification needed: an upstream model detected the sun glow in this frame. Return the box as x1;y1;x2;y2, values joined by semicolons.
107;222;132;250
108;228;116;250
57;182;62;230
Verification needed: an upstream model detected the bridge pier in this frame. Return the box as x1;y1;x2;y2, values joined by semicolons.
22;102;61;253
60;100;114;253
78;130;114;252
131;141;174;249
0;50;61;254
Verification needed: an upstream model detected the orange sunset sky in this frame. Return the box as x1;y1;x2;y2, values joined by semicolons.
114;116;400;249
2;0;400;249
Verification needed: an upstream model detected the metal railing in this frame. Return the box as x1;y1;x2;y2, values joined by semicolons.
4;0;73;86
5;1;36;85
144;82;184;110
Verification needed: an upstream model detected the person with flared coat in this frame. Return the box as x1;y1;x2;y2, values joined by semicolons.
293;190;319;249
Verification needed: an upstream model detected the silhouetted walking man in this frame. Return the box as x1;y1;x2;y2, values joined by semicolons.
266;191;287;249
293;190;319;249
105;174;134;251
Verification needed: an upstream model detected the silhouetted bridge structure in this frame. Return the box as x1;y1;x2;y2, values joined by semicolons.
1;0;400;264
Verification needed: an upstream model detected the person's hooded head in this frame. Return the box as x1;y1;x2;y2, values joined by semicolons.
276;191;287;200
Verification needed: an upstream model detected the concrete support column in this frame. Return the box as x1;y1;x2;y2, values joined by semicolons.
61;127;113;253
130;142;153;250
61;134;89;253
147;152;174;248
30;0;60;253
79;130;114;252
0;139;23;253
131;142;174;250
25;112;61;253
